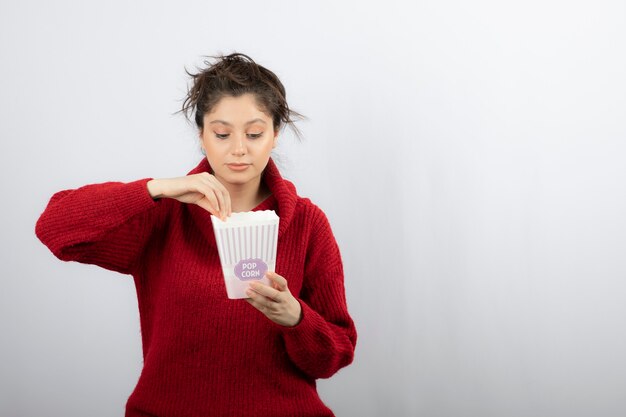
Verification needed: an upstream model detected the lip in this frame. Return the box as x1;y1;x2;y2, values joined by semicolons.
226;163;251;171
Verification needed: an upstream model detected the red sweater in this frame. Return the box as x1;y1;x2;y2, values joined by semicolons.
35;158;357;417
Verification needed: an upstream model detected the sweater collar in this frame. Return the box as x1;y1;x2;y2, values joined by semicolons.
187;157;298;237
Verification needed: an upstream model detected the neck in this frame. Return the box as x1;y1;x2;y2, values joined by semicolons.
219;174;271;213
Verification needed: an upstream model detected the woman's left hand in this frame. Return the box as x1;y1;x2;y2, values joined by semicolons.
245;271;302;327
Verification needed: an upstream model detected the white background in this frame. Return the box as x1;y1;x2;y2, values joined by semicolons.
2;1;626;416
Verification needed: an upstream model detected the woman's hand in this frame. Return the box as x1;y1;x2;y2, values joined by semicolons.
147;174;231;220
246;271;302;327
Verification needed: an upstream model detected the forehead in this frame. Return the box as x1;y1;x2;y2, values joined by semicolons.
204;94;272;125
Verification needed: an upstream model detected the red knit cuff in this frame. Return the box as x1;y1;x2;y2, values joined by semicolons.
127;178;158;209
278;298;321;337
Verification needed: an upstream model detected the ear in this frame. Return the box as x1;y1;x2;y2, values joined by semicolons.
272;131;279;148
199;129;206;154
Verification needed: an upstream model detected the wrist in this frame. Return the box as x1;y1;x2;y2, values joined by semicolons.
289;300;303;327
146;179;164;199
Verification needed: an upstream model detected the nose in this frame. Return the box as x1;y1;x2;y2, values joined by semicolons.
231;133;246;156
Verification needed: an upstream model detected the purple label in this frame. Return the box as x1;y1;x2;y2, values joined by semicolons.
234;258;268;281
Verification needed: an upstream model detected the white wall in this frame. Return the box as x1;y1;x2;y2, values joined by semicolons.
2;1;625;416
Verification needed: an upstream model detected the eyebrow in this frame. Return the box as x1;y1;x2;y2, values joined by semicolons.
209;118;267;127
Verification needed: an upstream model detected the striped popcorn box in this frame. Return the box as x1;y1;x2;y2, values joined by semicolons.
210;210;280;299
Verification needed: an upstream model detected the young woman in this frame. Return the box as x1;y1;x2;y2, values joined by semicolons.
36;53;357;417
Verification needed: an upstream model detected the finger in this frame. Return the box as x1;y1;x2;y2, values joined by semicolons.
195;197;221;218
266;271;288;291
249;281;282;302
200;182;226;219
195;184;225;219
203;174;230;217
226;190;232;217
204;176;229;218
210;176;232;217
245;296;266;313
245;289;275;311
211;186;226;219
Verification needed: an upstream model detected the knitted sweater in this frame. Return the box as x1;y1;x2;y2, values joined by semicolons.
35;158;357;417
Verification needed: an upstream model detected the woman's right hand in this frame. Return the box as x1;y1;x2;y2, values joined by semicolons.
147;173;231;220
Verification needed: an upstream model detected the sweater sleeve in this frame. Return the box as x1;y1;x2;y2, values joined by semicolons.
35;178;163;275
279;208;357;379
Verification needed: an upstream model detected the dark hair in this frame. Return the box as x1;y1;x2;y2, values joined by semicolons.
181;53;304;139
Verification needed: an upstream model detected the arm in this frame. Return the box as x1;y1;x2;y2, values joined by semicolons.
35;179;162;275
245;209;357;378
282;270;357;379
36;172;233;275
281;209;357;379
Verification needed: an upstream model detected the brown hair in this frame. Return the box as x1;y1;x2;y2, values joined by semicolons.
181;52;303;139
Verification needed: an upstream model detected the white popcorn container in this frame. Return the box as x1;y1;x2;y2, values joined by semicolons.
210;210;280;299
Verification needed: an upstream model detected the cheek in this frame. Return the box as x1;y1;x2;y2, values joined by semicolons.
251;142;273;165
202;137;228;151
249;137;274;152
261;142;275;156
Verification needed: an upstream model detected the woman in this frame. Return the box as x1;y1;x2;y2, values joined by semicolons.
36;53;357;417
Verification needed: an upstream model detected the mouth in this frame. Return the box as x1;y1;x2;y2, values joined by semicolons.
226;163;252;171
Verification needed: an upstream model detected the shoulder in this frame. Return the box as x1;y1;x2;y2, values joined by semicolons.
276;176;335;239
292;197;343;275
294;196;333;229
290;197;340;260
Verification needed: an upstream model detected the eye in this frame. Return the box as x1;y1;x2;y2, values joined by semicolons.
247;133;263;139
214;133;230;139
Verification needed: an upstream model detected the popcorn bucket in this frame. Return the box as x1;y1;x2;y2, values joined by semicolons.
210;210;279;299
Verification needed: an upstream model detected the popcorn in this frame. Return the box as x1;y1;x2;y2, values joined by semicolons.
210;210;279;299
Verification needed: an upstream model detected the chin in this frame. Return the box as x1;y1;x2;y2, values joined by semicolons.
223;173;253;184
228;178;249;185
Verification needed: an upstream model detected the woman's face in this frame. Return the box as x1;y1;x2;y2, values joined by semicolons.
200;93;277;188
